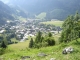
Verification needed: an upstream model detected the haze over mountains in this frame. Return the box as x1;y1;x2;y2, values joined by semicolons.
0;1;14;25
0;0;27;25
0;0;80;22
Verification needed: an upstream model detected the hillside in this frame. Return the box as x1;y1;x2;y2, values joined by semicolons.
1;0;80;20
0;1;27;25
0;39;80;60
0;1;14;25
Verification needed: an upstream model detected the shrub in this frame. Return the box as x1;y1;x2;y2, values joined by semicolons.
0;48;5;55
48;32;52;37
41;42;48;47
45;37;55;46
59;43;68;48
33;42;42;49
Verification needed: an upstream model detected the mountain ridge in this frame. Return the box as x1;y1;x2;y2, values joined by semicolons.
1;0;80;20
0;1;27;25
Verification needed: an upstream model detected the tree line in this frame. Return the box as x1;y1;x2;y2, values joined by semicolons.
29;31;55;48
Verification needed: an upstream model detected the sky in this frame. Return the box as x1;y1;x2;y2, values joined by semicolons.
0;0;38;4
0;0;10;3
0;0;39;6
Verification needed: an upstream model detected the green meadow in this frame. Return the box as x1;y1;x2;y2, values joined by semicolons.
0;36;80;60
35;12;46;19
41;20;63;27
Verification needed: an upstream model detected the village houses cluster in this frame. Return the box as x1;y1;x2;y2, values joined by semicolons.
0;19;61;42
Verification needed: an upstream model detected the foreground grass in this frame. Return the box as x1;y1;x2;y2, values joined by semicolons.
0;39;80;60
41;20;63;27
9;40;30;50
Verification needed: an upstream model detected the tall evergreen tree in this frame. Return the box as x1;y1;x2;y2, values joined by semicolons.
60;12;80;43
3;37;8;45
29;38;34;48
73;12;80;42
48;32;52;37
1;40;7;48
61;16;74;42
35;31;42;43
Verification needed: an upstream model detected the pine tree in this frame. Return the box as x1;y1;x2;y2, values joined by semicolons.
29;38;34;48
48;32;52;37
3;37;8;45
1;40;7;48
73;12;80;42
61;16;74;42
35;31;42;43
60;12;80;43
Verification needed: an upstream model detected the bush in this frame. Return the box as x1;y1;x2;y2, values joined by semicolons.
45;37;55;46
0;48;5;55
41;42;48;47
59;37;63;43
33;43;42;49
59;43;68;48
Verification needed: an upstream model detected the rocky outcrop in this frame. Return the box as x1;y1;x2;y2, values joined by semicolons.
62;46;73;54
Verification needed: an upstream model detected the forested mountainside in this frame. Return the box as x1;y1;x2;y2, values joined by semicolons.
0;1;14;25
1;0;80;20
0;1;27;25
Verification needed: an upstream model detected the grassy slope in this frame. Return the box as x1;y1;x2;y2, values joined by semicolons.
11;38;19;42
9;40;30;50
18;16;27;22
0;20;79;60
35;12;46;19
0;38;80;60
41;20;63;27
